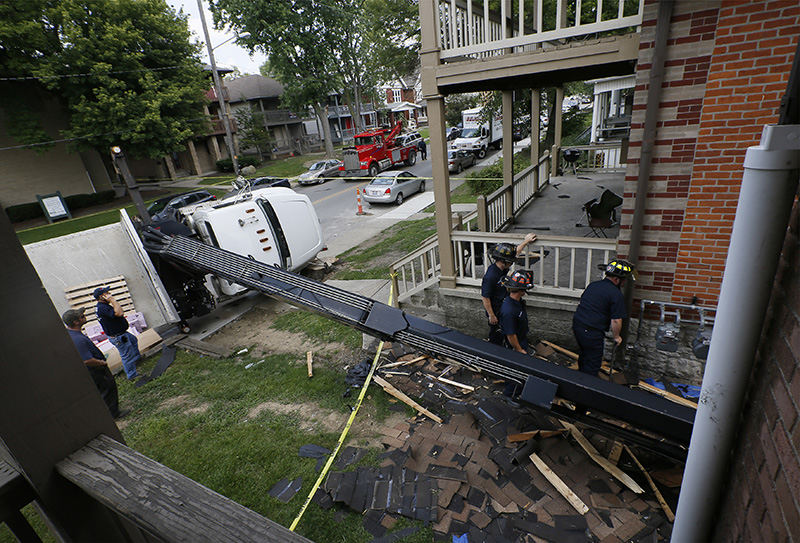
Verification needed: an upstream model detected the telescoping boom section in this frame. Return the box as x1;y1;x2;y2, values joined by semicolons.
142;229;695;446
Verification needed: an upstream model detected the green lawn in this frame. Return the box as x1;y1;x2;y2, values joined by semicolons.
0;340;431;543
15;189;227;245
200;153;329;186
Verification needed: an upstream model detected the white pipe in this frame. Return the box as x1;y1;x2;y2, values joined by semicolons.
673;124;800;541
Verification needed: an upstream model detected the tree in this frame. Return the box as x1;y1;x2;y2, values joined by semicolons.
235;107;274;161
210;0;342;157
444;93;480;127
0;0;209;160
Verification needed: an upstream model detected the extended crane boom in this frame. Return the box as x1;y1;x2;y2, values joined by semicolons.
142;228;695;448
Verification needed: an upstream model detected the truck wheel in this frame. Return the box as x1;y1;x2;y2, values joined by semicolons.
368;163;379;177
395;193;404;205
477;147;486;159
405;150;416;166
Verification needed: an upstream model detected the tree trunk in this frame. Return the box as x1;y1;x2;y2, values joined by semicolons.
314;103;335;158
352;78;365;133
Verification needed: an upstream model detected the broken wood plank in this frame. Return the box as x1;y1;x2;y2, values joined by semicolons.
529;453;589;515
636;381;698;409
560;421;644;494
608;441;624;466
380;359;418;370
650;467;684;488
372;374;443;424
436;376;474;392
623;445;675;522
541;340;578;360
306;351;313;378
507;429;568;443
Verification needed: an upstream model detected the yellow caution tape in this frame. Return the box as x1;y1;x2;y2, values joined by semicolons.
289;275;396;532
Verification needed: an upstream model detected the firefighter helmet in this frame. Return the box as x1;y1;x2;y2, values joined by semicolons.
491;243;516;263
604;259;637;280
501;269;534;291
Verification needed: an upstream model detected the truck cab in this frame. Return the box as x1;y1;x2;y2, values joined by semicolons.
452;106;503;159
340;123;417;177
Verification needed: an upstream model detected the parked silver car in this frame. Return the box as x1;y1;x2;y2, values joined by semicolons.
448;149;476;173
363;171;425;205
298;159;342;185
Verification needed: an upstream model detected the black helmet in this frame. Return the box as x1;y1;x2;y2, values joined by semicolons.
491;243;516;263
500;269;534;291
604;258;636;280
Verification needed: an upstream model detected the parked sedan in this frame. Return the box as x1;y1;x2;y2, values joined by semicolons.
147;190;216;221
298;159;342;185
448;149;476;173
363;171;425;205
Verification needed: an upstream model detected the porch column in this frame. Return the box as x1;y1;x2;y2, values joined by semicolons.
531;89;541;192
420;0;456;288
502;90;514;222
552;86;564;173
210;135;222;161
164;155;177;180
187;140;202;175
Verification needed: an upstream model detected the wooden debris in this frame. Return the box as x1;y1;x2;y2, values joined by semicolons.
534;342;555;357
306;351;313;378
529;453;589;515
608;441;624;466
636;381;698;409
650;467;684;488
560;422;644;494
623;445;675;522
372;374;443;424
436;376;475;392
381;355;427;370
541;340;579;360
507;429;567;443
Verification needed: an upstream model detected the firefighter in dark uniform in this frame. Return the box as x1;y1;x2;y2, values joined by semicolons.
572;259;635;377
498;269;535;401
481;234;537;345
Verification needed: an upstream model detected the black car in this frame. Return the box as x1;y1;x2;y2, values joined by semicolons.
446;127;462;141
147;190;216;221
247;176;291;189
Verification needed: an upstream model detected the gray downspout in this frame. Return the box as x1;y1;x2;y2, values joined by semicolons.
620;0;673;354
672;124;800;541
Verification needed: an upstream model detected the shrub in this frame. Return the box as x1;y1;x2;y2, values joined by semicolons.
215;156;260;172
465;147;533;196
5;189;117;223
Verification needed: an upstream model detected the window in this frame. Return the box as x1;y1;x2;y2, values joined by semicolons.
392;89;402;103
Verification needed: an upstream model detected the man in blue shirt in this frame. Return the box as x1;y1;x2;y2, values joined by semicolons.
62;308;127;419
94;286;141;380
572;259;635;376
481;234;537;345
498;269;534;402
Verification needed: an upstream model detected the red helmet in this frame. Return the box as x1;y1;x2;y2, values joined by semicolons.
500;269;534;291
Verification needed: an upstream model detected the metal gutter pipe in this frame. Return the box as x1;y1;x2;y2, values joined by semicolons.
672;124;800;541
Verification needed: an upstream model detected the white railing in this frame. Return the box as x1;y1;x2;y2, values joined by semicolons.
437;0;643;60
563;142;625;172
391;230;616;302
477;150;551;232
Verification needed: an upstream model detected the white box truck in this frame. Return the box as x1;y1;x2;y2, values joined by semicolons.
452;106;503;159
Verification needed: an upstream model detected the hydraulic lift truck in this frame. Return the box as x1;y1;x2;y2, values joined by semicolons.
141;228;695;460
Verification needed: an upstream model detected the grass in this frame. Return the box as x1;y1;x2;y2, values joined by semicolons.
15;189;228;245
271;309;363;351
418;127;429;141
200;153;328;186
330;217;437;280
0;345;433;543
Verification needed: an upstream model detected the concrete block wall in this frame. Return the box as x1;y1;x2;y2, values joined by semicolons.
713;198;800;540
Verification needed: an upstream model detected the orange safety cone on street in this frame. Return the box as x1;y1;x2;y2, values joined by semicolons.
356;188;365;215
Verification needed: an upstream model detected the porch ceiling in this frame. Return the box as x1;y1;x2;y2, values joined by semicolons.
434;34;639;95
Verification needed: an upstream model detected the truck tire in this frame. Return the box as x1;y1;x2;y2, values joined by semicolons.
368;163;379;177
477;147;487;159
395;193;404;205
405;150;416;166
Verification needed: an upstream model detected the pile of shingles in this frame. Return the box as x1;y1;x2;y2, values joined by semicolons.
314;343;680;542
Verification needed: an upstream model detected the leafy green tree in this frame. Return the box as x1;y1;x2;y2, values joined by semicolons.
0;0;209;159
235;107;274;161
444;93;480;127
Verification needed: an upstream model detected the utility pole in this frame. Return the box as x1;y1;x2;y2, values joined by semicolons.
111;146;150;225
197;0;239;176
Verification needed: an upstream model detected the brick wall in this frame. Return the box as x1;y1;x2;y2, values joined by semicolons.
713;197;800;541
619;0;799;308
671;0;800;306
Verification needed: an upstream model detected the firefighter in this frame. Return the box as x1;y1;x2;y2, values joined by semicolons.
480;234;537;345
572;258;636;377
498;269;535;403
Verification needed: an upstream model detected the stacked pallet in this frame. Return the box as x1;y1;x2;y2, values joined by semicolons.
64;276;135;329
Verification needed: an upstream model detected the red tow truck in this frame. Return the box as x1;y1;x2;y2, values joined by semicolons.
340;122;417;177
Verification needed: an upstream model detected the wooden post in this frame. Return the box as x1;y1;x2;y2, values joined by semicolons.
551;86;564;174
187;140;203;176
306;351;313;378
502;90;514;221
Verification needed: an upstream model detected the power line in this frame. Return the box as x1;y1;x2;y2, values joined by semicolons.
0;65;188;82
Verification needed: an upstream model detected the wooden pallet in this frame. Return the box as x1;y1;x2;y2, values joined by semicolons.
64;275;136;328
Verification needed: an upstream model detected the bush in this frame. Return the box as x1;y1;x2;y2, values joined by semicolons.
465;148;533;196
215;156;260;172
5;189;117;223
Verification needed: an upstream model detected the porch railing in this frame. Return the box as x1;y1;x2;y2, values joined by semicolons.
565;142;625;171
477;150;552;232
437;0;643;60
391;230;616;303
